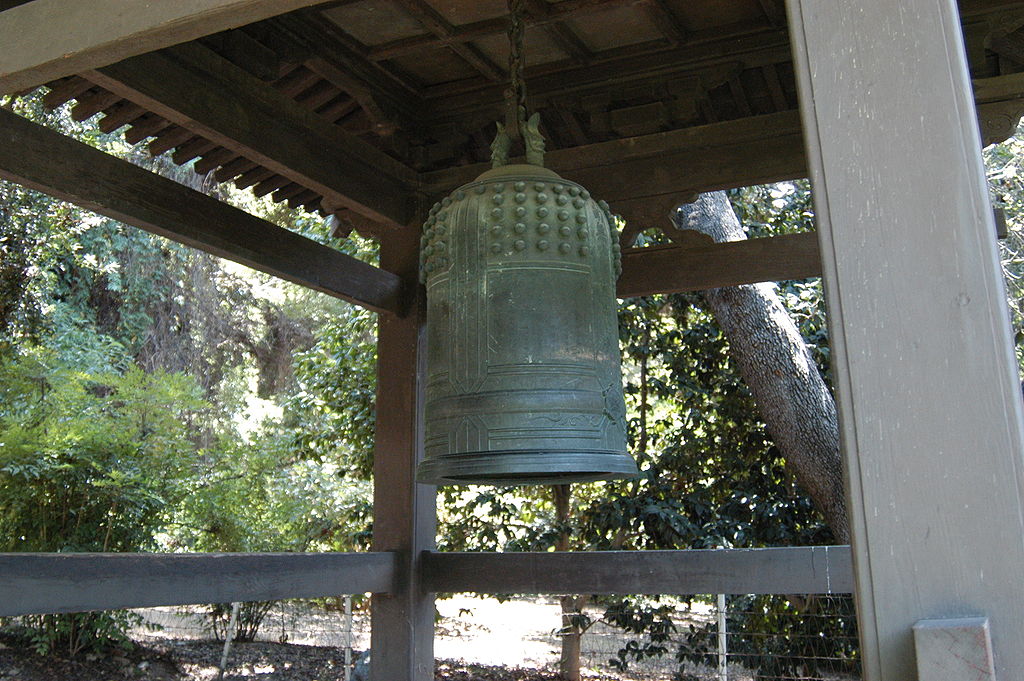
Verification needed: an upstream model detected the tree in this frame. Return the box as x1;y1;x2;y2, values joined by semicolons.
0;90;339;653
674;191;848;542
983;122;1024;375
0;349;207;655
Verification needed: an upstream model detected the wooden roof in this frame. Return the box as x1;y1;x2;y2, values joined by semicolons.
21;0;1024;237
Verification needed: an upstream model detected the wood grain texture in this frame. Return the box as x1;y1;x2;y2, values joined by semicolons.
86;43;417;228
370;230;435;681
423;112;808;229
788;0;1024;678
422;547;853;595
617;232;821;297
0;108;404;314
421;74;1024;230
0;0;328;94
0;552;395;616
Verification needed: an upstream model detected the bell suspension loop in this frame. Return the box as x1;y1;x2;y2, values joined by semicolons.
506;0;527;136
493;0;546;168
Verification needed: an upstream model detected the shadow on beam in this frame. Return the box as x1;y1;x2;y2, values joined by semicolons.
618;231;822;297
0;552;396;617
423;546;853;595
0;108;405;315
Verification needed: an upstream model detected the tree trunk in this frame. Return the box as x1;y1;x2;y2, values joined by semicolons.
553;484;585;681
674;192;849;542
558;605;583;681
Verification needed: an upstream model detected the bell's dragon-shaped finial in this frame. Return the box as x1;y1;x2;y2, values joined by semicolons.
489;113;547;168
490;121;512;168
522;112;545;167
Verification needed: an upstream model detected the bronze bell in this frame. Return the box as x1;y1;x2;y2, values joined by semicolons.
416;159;639;485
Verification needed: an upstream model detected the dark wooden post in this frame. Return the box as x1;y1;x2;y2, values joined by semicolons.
370;228;436;681
787;0;1024;678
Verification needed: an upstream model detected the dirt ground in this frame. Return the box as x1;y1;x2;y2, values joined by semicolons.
0;633;587;681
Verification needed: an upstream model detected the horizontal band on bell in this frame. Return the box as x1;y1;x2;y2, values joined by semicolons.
416;449;640;486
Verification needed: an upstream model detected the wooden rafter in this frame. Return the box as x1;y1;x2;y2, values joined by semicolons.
0;0;331;94
40;76;93;109
728;75;754;117
393;0;505;81
0;108;406;315
97;101;146;133
69;89;120;122
522;0;594;63
369;0;646;61
270;12;421;131
642;0;688;45
756;0;786;28
84;42;418;227
761;62;789;111
424;22;788;106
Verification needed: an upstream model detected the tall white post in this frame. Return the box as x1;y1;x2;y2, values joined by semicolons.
786;1;1024;678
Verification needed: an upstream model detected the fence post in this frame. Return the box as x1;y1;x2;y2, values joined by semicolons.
216;601;241;681
716;594;727;681
344;595;353;681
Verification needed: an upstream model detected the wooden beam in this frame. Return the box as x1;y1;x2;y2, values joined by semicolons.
270;12;420;131
0;552;395;617
422;546;853;595
394;0;505;81
424;111;807;228
423;71;1024;228
425;23;788;106
0;0;330;95
0;108;405;315
369;0;645;61
643;0;689;45
85;43;418;228
617;232;821;297
788;0;1024;678
756;0;786;28
521;0;595;62
371;230;435;681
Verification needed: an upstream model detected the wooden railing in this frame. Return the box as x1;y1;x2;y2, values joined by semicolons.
0;546;852;617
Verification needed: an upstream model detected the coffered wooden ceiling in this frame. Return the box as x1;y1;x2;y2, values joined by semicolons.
25;0;1024;231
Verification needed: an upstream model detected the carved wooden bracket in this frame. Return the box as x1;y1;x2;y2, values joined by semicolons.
978;98;1024;146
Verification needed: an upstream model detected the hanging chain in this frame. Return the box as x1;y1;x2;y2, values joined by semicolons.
505;0;527;138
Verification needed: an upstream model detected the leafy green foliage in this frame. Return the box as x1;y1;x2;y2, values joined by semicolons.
605;597;677;671
287;305;377;478
673;595;858;680
984;125;1024;375
0;348;207;654
0;350;205;552
0;92;379;652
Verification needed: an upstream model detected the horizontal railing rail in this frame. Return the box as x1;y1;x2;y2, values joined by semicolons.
0;552;396;617
422;546;853;595
0;546;852;617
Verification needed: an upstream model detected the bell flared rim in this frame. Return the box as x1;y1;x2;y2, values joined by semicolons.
416;449;640;486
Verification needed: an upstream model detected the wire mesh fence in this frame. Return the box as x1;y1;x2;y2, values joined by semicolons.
132;599;370;650
2;593;858;680
434;593;860;681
